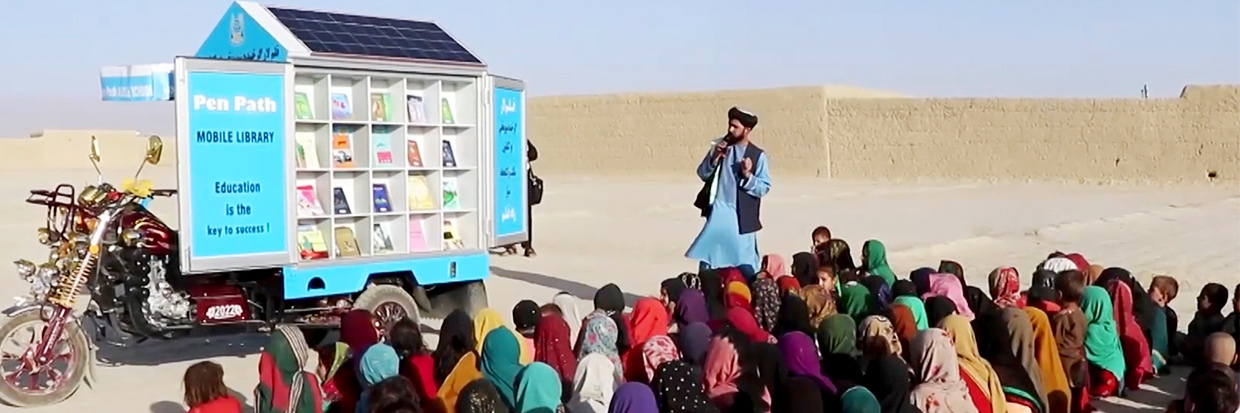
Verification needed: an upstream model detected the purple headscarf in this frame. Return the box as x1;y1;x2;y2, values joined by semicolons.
675;322;713;367
674;289;709;328
777;332;838;394
608;382;659;413
910;267;935;296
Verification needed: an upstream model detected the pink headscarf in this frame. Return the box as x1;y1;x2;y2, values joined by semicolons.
640;335;681;382
921;273;976;320
760;254;787;278
703;336;741;403
988;267;1023;309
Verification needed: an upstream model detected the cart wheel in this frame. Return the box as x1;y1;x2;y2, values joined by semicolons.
354;284;420;331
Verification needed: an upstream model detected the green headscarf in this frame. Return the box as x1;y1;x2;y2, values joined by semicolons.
1080;286;1127;379
255;325;321;413
862;240;897;287
481;327;525;408
839;282;874;319
1148;306;1169;372
840;386;882;413
816;314;860;356
892;296;929;330
515;362;563;413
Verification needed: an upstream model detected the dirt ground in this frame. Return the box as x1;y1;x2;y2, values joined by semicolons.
0;171;1236;412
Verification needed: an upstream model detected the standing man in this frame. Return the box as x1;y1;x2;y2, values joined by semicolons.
686;107;772;277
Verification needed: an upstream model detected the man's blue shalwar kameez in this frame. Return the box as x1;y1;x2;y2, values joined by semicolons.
685;141;772;272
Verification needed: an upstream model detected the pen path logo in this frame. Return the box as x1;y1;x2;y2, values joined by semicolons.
229;13;246;46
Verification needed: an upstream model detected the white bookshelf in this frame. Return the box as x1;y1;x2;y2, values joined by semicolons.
293;72;482;262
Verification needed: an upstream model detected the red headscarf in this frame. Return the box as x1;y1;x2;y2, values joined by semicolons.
776;276;801;295
718;267;746;287
989;267;1023;309
340;309;381;354
624;298;670;381
1065;253;1090;273
533;314;577;388
724;307;774;344
1105;280;1154;389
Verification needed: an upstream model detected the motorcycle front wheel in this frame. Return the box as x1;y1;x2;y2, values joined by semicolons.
0;311;90;407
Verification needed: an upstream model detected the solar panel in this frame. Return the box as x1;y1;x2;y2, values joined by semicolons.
266;6;482;65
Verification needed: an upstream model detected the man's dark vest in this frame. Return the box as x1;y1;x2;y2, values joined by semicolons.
693;143;764;234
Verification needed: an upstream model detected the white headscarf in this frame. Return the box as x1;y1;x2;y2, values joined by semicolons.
553;292;583;343
566;353;619;413
1039;257;1079;273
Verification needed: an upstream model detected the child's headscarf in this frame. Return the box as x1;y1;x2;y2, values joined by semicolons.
861;239;898;287
751;278;782;332
800;285;836;327
480;327;525;408
1080;287;1127;382
761;254;787;278
908;328;975;413
921;273;976;320
567;353;619;413
255;325;323;413
577;313;623;377
552;292;583;344
988;267;1023;309
515;362;562;413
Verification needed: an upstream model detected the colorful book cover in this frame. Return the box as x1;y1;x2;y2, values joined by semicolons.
297;224;329;260
370;93;391;122
296;184;325;217
330;93;352;120
372;133;394;166
372;183;392;212
331;130;354;167
441;140;457;167
407;139;424;167
295;92;314;119
406;94;427;123
407;175;434;209
440;97;455;124
334;226;361;257
373;223;395;253
442;177;459;209
332;187;352;215
408;217;429;252
443;218;465;250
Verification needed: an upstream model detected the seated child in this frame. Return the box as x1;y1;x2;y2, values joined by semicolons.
1053;271;1091;412
1148;275;1179;372
1224;283;1240;370
183;361;242;413
1186;283;1231;365
811;225;832;250
1168;364;1240;413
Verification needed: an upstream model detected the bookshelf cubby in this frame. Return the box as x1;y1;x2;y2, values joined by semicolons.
293;72;481;262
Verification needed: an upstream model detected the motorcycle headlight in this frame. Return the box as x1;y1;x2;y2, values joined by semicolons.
14;259;35;280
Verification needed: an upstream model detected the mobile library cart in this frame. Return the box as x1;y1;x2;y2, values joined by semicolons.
177;2;530;320
0;2;532;407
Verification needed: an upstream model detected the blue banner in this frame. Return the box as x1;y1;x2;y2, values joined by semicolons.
493;87;526;238
100;64;174;102
185;71;288;258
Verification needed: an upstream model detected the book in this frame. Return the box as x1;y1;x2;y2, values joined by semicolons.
334;226;361;257
443;218;465;250
294;133;320;168
408;217;429;252
372;132;394;166
331;130;355;167
330;93;352;120
406;94;426;123
372;183;392;213
296;225;328;260
370;93;391;122
441;140;457;167
296;184;325;216
442;177;459;209
406;139;424;167
373;223;395;253
440;97;455;124
295;92;314;119
332;187;352;215
407;175;434;210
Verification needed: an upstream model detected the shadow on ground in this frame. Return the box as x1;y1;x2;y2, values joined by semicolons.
96;333;267;367
149;389;255;413
490;266;642;306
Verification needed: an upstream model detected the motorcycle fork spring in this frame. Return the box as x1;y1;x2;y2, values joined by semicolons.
48;250;98;308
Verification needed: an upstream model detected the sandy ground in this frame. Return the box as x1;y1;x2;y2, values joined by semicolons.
0;170;1237;412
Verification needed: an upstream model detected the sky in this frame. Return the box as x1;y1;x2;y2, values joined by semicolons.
0;0;1236;136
